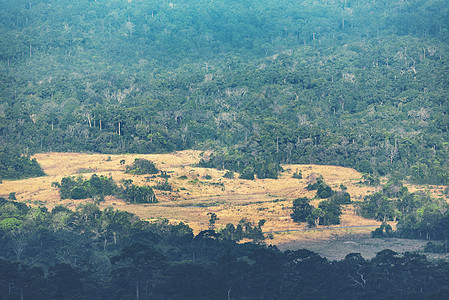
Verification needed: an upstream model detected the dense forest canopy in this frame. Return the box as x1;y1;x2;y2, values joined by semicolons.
1;0;449;183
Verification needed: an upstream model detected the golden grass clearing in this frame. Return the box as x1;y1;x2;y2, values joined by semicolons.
1;150;446;247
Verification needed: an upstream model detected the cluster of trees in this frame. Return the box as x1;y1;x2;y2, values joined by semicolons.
291;177;351;227
0;149;45;181
0;0;448;184
2;197;449;298
218;218;266;242
120;179;158;204
56;174;116;200
356;180;449;243
291;197;343;227
56;174;157;204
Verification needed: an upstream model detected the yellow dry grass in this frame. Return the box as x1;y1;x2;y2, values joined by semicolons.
1;150;445;246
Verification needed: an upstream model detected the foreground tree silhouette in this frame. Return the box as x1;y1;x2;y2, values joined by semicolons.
110;243;167;300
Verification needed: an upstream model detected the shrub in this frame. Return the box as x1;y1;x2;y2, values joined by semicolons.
292;169;302;179
125;159;159;175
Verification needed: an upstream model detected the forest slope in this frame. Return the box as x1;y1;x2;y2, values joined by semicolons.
0;0;448;185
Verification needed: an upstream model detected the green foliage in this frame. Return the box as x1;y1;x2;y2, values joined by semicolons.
306;176;334;199
359;192;397;222
70;186;90;200
316;184;334;199
59;174;117;200
0;197;449;298
306;174;325;190
240;167;255;180
331;191;351;205
291;197;313;223
223;171;234;179
292;196;343;227
1;0;448;186
307;208;325;228
125;159;159;175
57;174;157;204
292;169;302;179
0;217;23;231
357;182;449;242
0;150;45;180
153;179;172;191
121;184;157;204
424;242;447;254
2;1;449;294
317;200;342;226
372;222;394;238
218;218;265;242
207;212;219;231
360;174;380;186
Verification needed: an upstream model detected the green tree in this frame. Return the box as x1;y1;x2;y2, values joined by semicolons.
291;197;313;223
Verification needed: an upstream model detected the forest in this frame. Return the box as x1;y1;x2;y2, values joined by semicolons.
0;0;448;183
1;0;449;298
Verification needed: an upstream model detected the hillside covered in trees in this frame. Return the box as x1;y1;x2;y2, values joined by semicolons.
1;1;449;297
0;0;448;184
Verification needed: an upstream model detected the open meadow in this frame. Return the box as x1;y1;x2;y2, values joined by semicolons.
2;150;448;258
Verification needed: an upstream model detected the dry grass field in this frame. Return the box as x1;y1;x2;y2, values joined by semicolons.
1;150;447;258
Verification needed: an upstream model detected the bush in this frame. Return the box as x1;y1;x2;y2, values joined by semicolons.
292;169;302;179
125;159;159;175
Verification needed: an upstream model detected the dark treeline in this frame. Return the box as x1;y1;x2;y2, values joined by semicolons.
2;197;449;299
0;0;448;184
